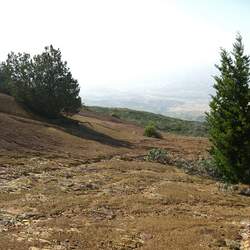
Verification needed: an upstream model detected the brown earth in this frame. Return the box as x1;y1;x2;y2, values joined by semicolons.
0;93;250;250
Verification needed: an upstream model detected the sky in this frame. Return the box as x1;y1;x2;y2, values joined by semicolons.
0;0;250;115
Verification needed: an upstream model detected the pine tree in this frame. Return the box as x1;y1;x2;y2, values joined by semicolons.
4;45;82;118
206;34;250;183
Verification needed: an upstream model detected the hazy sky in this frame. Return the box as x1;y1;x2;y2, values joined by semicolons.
1;0;250;99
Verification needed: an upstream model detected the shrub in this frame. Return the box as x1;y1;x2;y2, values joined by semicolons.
145;148;168;163
111;112;120;119
197;158;221;179
144;123;162;138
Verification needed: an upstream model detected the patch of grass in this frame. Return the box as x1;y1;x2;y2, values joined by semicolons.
87;106;207;137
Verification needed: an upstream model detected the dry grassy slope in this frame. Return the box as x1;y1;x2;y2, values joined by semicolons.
0;94;136;160
0;93;250;250
0;94;207;161
0;93;32;119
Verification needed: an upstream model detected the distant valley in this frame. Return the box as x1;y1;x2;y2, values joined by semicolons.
83;79;213;122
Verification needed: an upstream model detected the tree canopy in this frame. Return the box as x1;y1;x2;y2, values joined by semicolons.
0;63;12;95
2;45;81;118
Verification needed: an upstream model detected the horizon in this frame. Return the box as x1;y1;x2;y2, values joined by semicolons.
1;0;250;120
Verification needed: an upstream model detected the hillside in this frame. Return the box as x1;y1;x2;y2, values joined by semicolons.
0;93;250;250
0;93;32;119
87;106;207;137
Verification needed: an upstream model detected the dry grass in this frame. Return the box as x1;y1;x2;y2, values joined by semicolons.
0;93;249;250
0;93;32;118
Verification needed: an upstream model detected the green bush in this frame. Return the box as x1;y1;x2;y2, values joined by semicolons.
111;112;120;119
144;123;162;138
145;148;168;163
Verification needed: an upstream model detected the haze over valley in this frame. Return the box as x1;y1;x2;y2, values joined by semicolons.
84;66;215;121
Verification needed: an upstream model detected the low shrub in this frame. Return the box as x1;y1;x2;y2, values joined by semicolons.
111;113;120;119
144;123;162;138
197;158;221;179
145;148;168;163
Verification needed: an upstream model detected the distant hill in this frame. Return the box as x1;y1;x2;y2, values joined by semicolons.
87;106;207;137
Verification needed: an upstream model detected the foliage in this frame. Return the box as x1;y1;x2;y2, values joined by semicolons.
144;122;162;138
197;158;221;179
3;45;82;118
145;148;168;163
206;34;250;183
0;64;12;95
111;112;120;119
88;106;207;137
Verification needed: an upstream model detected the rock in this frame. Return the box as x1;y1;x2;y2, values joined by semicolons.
239;187;250;196
0;214;17;227
0;218;11;226
140;233;153;241
225;239;240;250
17;212;45;220
40;231;51;239
72;183;99;191
85;183;96;189
214;239;226;247
39;238;51;244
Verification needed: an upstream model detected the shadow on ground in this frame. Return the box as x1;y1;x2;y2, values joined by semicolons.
52;117;133;148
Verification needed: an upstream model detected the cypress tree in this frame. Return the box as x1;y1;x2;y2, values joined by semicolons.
206;34;250;183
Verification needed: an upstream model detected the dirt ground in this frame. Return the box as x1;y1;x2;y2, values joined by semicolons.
0;94;250;250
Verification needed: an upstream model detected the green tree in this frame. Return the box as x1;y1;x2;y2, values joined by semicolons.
206;34;250;183
0;63;12;94
4;45;81;118
4;52;34;102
